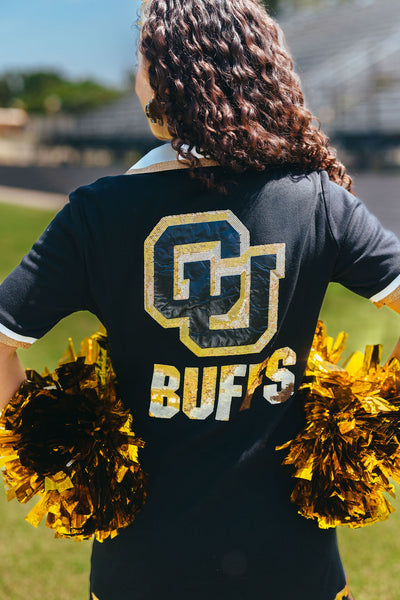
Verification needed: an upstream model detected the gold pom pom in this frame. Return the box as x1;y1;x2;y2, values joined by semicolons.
0;332;147;541
277;321;400;529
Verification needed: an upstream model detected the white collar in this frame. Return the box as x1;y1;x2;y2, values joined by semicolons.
126;142;219;175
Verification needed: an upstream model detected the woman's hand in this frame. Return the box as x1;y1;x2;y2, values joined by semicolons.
0;342;25;412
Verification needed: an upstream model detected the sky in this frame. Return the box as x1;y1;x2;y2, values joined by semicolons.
0;0;143;87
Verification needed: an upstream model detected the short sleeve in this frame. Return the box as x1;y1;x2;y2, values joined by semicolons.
322;173;400;300
0;191;92;346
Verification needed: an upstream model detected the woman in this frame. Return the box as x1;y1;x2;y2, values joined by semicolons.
1;1;400;598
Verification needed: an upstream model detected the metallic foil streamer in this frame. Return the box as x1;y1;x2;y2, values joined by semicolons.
277;321;400;529
335;577;353;600
0;332;147;542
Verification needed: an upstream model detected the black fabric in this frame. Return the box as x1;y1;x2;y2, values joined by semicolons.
0;167;399;600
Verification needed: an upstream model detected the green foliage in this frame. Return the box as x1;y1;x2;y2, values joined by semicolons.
261;0;337;14
0;78;11;107
0;69;123;114
262;0;281;14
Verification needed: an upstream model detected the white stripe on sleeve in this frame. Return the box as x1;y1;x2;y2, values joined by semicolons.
0;322;37;345
370;273;400;303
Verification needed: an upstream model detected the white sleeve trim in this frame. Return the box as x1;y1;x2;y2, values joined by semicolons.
369;273;400;303
0;322;37;345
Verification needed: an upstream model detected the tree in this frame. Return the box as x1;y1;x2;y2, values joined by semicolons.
0;79;11;107
0;70;123;114
261;0;281;14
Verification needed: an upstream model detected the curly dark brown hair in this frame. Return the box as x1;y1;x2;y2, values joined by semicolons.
139;0;353;193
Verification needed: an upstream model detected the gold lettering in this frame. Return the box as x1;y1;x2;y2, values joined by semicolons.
263;348;296;404
150;364;181;418
149;347;297;421
216;364;247;421
240;362;267;411
183;367;217;420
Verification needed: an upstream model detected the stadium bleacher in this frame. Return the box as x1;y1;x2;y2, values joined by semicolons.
279;0;400;134
38;0;400;158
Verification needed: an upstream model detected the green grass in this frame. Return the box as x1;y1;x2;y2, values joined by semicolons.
0;203;96;599
319;287;400;599
0;201;400;599
338;506;400;600
319;282;400;364
0;203;100;371
0;492;92;600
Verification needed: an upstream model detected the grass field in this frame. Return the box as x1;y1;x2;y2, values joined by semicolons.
0;201;400;599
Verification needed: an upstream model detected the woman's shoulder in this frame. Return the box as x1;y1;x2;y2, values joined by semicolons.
236;166;325;205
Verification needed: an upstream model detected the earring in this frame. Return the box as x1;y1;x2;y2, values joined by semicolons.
145;99;163;126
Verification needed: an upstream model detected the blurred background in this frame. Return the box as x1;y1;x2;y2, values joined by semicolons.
0;1;400;599
1;0;400;185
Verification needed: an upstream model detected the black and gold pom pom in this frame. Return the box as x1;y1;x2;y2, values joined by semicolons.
277;321;400;529
0;332;147;542
3;321;400;539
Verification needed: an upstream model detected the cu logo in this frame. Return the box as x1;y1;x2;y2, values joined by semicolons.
144;210;285;357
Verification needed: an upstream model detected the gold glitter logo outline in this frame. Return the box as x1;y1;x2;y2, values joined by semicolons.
144;210;285;357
